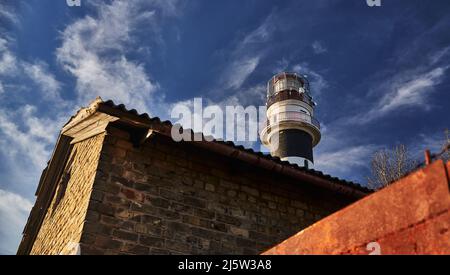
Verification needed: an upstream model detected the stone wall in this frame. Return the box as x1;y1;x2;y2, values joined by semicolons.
79;126;357;255
263;160;450;255
30;134;106;255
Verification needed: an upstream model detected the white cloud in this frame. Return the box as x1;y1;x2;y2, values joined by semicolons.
0;35;64;103
378;67;445;114
0;4;81;255
0;189;33;255
151;0;182;17
168;14;278;146
0;1;183;220
313;48;449;182
312;41;327;54
0;48;17;75
21;105;62;143
429;46;450;65
0;4;19;25
312;122;380;183
0;10;18;75
0;105;59;168
343;42;450;126
0;105;63;260
0;37;7;51
240;14;275;46
222;57;260;90
356;66;447;124
218;13;277;93
315;145;378;177
56;0;168;112
23;61;63;102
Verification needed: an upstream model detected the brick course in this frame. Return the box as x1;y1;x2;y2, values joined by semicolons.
20;99;367;255
77;126;357;255
30;134;105;255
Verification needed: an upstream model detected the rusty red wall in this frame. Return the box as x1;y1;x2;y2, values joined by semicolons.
263;160;450;255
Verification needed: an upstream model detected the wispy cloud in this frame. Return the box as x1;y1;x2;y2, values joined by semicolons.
351;66;447;124
0;51;17;74
192;13;282;148
338;39;450;127
0;105;60;169
0;35;64;104
0;4;19;26
314;45;450;182
56;0;183;115
56;0;161;112
378;67;445;113
313;123;379;182
311;41;327;54
23;61;63;103
429;46;450;65
0;39;17;75
315;145;378;176
219;13;277;92
240;13;276;47
0;189;33;255
222;57;260;90
0;29;64;201
0;19;65;192
0;103;62;254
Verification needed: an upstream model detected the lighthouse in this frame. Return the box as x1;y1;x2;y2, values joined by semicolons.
260;72;321;168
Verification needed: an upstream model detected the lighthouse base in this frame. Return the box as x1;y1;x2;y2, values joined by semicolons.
281;157;314;169
271;129;314;167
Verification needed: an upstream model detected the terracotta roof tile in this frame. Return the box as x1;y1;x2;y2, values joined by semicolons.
99;99;372;194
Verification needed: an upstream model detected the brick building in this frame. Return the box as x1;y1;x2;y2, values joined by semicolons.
17;98;370;255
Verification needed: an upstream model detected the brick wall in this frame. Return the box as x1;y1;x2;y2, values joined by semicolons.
79;126;358;255
263;160;450;255
30;134;106;255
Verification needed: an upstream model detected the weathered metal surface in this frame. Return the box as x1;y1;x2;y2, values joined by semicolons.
263;160;450;255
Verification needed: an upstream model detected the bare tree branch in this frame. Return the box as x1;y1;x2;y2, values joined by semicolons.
367;144;416;190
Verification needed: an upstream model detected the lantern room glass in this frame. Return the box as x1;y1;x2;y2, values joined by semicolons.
267;72;311;98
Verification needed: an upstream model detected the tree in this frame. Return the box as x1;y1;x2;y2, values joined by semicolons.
441;129;450;162
367;144;417;190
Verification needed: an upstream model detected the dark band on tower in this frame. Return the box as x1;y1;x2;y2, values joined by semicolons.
260;72;321;168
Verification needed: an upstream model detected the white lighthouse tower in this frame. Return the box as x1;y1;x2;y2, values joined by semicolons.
260;72;321;168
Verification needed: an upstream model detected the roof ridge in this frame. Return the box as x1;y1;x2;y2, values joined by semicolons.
96;98;371;194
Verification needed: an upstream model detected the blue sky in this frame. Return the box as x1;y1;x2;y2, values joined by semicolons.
0;0;449;254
